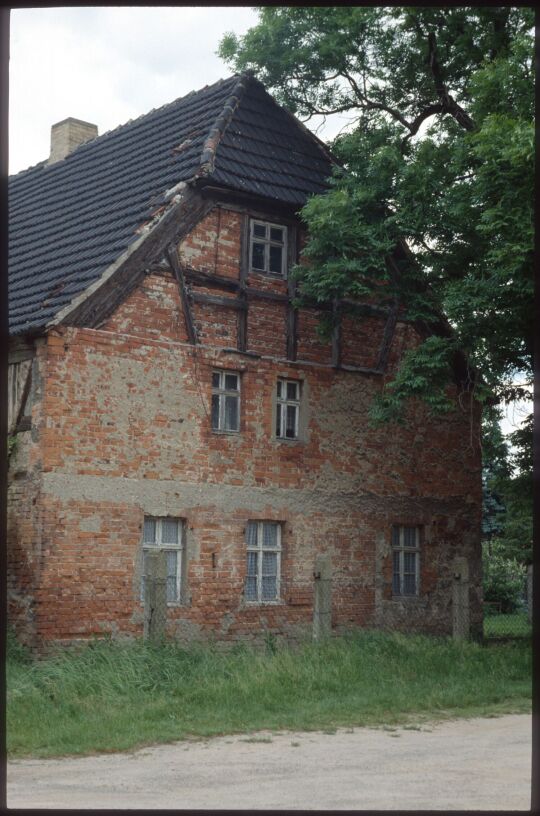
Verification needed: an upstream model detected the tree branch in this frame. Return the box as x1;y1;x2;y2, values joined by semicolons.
427;31;476;131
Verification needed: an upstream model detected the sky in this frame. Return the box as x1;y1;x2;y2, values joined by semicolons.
8;6;530;439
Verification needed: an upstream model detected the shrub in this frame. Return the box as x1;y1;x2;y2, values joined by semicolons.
483;540;526;613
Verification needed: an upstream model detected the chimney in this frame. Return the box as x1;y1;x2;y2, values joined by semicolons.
48;117;98;165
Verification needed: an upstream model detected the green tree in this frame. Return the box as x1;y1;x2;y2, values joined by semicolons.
220;8;533;428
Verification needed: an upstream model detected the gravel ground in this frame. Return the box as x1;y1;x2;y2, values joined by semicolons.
8;714;531;810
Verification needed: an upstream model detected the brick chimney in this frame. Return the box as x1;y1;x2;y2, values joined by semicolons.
48;117;98;165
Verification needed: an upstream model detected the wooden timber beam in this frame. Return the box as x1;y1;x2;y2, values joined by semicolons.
331;298;341;368
192;292;246;311
376;301;399;372
286;227;298;361
166;244;198;345
237;214;249;352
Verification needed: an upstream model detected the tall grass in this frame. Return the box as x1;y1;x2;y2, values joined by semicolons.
7;630;531;759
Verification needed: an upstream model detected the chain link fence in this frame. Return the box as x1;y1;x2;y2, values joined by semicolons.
144;551;168;642
143;556;532;644
483;564;532;641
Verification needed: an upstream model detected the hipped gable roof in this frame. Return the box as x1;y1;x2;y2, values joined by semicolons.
8;73;335;337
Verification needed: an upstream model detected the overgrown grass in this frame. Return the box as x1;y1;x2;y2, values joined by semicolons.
484;612;531;639
7;630;531;759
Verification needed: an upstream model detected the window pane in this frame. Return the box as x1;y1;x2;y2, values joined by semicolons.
253;222;266;238
404;551;416;573
403;573;417;595
143;518;156;544
245;576;258;600
212;371;221;388
262;575;277;600
276;405;283;437
276;381;282;399
262;551;277;575
247;551;258;576
252;242;265;269
404;527;418;548
270;226;284;243
262;523;279;549
224;395;239;430
269;245;283;274
391;526;401;548
224;373;239;391
286;404;297;438
246;522;258;548
286;381;298;400
392;551;401;594
166;576;178;603
161;519;179;545
211;394;220;430
166;551;178;602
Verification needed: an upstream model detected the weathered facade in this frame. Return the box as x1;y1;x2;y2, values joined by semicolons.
7;74;483;650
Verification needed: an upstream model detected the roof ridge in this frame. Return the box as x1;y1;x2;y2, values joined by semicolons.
195;72;252;180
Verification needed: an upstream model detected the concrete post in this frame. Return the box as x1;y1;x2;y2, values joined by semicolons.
313;554;332;640
452;556;470;640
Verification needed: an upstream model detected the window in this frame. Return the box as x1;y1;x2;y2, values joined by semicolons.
212;370;240;432
392;525;420;596
250;220;287;276
276;379;300;440
245;521;282;603
141;517;184;603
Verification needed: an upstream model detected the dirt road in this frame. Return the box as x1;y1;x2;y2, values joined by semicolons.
8;714;530;810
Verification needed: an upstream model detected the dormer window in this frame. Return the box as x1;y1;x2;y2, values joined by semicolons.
250;220;287;277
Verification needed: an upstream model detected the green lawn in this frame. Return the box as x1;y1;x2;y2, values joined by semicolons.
7;630;531;759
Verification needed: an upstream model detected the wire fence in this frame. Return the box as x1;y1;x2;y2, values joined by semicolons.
143;557;533;644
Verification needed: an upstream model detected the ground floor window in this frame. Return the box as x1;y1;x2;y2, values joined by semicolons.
392;525;420;596
141;516;184;603
245;521;282;602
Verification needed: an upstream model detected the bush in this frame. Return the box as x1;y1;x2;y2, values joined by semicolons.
483;540;526;613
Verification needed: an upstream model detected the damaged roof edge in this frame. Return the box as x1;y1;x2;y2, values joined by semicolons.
196;73;251;179
47;186;198;331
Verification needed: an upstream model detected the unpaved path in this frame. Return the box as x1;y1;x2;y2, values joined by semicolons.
8;714;530;810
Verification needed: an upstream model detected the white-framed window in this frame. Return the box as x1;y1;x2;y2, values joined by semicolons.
245;521;282;603
212;370;240;432
250;219;287;276
276;379;300;440
392;525;420;596
141;516;184;603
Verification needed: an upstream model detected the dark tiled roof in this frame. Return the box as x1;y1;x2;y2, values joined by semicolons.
8;74;335;336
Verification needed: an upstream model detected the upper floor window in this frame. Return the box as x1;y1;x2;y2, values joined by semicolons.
212;370;240;432
276;379;300;440
250;220;287;277
141;516;184;603
392;525;420;596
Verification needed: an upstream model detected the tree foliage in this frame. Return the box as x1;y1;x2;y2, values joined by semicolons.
220;8;534;426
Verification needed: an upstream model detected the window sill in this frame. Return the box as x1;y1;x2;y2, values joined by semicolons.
249;268;286;279
274;437;304;445
243;599;285;606
212;429;241;436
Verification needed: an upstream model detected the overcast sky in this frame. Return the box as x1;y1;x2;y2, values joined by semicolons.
8;6;530;436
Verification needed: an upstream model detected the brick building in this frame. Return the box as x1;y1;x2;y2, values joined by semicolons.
7;74;483;650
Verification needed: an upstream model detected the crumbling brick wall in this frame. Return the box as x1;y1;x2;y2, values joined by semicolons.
7;203;483;650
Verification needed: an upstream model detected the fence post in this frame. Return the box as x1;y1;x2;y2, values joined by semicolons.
313;554;332;640
527;564;533;625
144;550;168;642
452;556;470;640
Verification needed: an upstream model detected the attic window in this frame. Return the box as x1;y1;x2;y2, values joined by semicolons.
250;220;287;277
